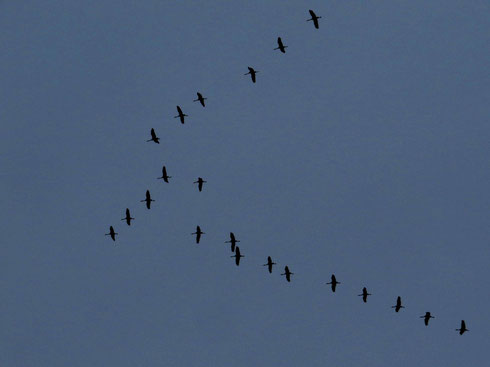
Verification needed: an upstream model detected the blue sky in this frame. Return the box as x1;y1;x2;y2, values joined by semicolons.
1;1;489;366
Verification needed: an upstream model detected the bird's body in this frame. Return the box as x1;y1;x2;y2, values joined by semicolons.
263;256;276;273
105;226;118;241
274;37;288;53
158;166;171;183
140;190;154;209
391;296;404;312
326;274;340;292
281;266;293;282
231;246;244;266
147;128;160;144
192;226;204;244
225;232;240;252
121;208;134;226
244;66;259;83
420;312;434;326
193;92;207;107
174;106;188;124
193;177;206;192
456;320;468;335
358;287;371;303
307;9;321;29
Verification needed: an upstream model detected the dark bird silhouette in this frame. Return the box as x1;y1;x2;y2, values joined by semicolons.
193;92;207;107
307;9;321;29
140;190;154;209
192;225;204;244
244;67;259;83
174;105;188;124
157;166;171;183
263;256;276;273
146;128;160;144
420;312;435;326
456;320;468;335
225;232;240;252
274;37;288;53
121;208;134;226
231;246;244;266
281;266;294;282
358;287;371;303
391;296;405;312
105;226;117;241
326;274;340;292
193;177;206;192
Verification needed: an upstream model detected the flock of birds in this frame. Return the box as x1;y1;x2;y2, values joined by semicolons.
104;9;469;336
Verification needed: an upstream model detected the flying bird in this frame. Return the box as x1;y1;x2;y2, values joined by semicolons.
231;246;244;266
274;37;288;53
193;177;207;192
174;106;188;124
105;226;118;241
420;312;435;326
391;296;405;312
193;92;207;107
244;67;259;83
307;9;321;29
263;256;276;273
358;287;371;303
121;208;134;226
192;225;204;244
225;232;240;252
146;128;160;144
140;190;154;209
157;165;171;183
326;274;340;292
455;320;468;335
281;266;294;282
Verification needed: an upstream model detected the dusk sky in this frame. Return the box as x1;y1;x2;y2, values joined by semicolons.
1;1;489;366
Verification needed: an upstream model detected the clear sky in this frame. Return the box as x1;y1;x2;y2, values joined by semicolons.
1;1;489;366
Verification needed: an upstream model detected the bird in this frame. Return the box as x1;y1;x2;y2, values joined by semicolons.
244;67;259;83
193;92;207;107
225;232;240;252
455;320;468;335
307;9;321;29
420;312;435;326
140;190;154;209
326;274;340;292
174;106;188;124
192;226;204;244
358;287;371;303
193;177;206;192
281;266;294;282
146;128;160;144
274;37;288;53
262;256;276;273
231;246;244;266
157;166;171;183
105;226;117;241
391;296;405;312
121;208;134;226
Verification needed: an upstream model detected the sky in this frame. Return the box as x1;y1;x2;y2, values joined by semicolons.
1;1;489;366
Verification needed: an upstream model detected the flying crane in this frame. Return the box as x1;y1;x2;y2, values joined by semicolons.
231;246;244;266
193;177;207;192
281;266;294;282
263;256;276;273
146;128;160;144
326;274;340;292
307;9;321;29
274;37;288;53
157;166;171;183
225;232;240;252
391;296;405;312
174;106;188;124
105;226;118;241
244;67;259;83
140;190;154;209
192;226;204;244
193;92;207;107
420;312;435;326
358;287;371;303
121;208;134;226
455;320;468;335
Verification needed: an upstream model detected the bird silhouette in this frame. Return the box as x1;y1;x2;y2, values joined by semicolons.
193;177;206;192
244;66;259;83
263;256;276;273
420;312;435;326
455;320;468;335
121;208;134;226
193;92;207;107
307;9;321;29
326;274;340;292
192;226;204;244
157;166;171;183
274;37;288;53
225;232;240;252
146;128;160;144
281;266;294;282
140;190;154;209
358;287;371;303
174;106;188;124
391;296;405;312
231;246;244;266
105;226;117;241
